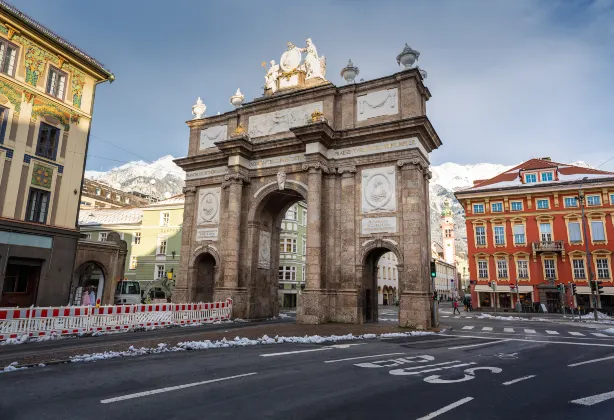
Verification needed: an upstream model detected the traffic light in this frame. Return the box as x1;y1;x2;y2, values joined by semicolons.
590;281;596;292
597;281;604;293
571;283;577;295
430;261;437;278
433;291;438;301
557;284;565;293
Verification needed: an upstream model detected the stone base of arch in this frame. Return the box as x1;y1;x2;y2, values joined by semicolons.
399;291;433;330
214;287;248;318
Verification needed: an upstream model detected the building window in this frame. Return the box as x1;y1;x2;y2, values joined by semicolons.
99;232;108;241
494;226;505;245
106;192;111;199
278;266;296;281
572;259;586;279
25;188;50;224
160;212;170;226
115;194;121;201
155;264;165;279
478;260;488;278
564;197;578;208
95;188;101;196
539;223;552;242
285;205;297;220
303;238;306;256
491;202;503;213
544;259;556;279
303;210;307;225
496;260;508;279
82;232;91;240
35;123;60;160
511;201;523;211
475;226;486;246
525;174;537;183
541;172;553;182
46;66;68;99
517;260;529;279
597;258;610;279
133;232;141;245
536;199;549;209
610;194;614;206
591;220;606;241
280;238;297;253
0;105;8;143
125;197;130;204
130;256;137;270
473;204;484;214
301;265;305;282
513;224;525;245
157;238;167;255
587;195;601;206
568;222;582;243
0;39;18;77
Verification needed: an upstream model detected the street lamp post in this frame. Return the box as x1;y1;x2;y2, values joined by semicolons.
578;177;599;322
515;277;522;313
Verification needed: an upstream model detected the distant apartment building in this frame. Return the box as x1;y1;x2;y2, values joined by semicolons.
377;252;398;305
455;158;614;313
278;202;307;308
80;178;149;209
0;2;114;307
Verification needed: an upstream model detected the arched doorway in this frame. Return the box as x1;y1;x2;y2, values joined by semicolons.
246;184;307;319
194;253;216;303
72;261;105;305
361;242;403;323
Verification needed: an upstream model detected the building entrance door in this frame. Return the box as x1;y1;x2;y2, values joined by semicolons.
1;258;42;307
546;292;560;313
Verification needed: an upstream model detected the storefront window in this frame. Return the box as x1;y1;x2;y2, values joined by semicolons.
499;293;511;308
479;292;491;308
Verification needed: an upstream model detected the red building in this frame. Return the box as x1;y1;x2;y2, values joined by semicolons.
455;158;614;313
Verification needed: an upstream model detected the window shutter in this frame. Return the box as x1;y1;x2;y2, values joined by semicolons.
591;221;605;241
513;224;524;235
57;73;66;99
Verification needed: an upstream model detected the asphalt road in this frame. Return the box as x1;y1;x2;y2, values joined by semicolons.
3;308;614;419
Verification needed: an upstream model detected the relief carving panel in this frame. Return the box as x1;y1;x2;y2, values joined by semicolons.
197;187;221;225
200;125;227;150
356;88;398;121
248;101;323;138
361;166;396;213
258;230;271;269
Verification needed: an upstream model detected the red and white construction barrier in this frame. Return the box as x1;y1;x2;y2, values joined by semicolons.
0;298;233;341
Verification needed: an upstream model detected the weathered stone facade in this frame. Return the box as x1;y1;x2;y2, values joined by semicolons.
174;68;441;329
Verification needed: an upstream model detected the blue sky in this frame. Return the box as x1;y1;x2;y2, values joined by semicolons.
10;0;614;171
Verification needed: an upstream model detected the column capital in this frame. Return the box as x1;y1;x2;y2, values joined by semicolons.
302;161;331;174
182;186;197;195
336;165;356;175
222;172;250;188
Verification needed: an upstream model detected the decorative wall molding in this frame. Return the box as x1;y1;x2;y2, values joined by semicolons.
356;88;398;121
302;161;331;173
248;101;322;138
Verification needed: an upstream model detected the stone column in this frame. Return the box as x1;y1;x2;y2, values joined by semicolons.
222;174;246;289
173;186;196;303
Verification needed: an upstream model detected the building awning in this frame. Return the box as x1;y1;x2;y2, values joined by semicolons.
577;286;614;296
475;285;533;293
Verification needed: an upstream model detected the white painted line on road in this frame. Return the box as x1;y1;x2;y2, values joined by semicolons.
504;328;515;333
100;373;257;404
441;316;450;318
441;333;614;348
416;397;474;420
546;330;559;335
260;348;332;357
568;332;585;336
453;316;460;319
502;375;536;386
389;360;462;371
448;339;508;350
570;390;614;406
462;326;474;330
592;333;608;337
324;352;405;363
463;317;473;319
568;355;614;367
524;329;536;334
482;327;493;331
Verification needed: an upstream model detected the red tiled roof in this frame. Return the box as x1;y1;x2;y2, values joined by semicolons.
463;158;614;192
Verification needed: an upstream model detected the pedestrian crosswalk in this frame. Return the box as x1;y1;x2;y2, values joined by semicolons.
453;325;612;338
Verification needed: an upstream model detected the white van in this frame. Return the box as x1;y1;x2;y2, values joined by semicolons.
114;280;141;305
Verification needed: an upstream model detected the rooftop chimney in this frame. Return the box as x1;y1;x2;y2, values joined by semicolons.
541;157;551;161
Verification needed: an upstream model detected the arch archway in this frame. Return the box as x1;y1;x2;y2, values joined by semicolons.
72;261;107;305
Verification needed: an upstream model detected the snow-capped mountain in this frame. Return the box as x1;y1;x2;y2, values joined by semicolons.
85;155;185;199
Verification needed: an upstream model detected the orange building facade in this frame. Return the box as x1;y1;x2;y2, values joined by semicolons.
455;158;614;313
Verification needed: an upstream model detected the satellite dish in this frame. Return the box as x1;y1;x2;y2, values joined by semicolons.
164;192;171;199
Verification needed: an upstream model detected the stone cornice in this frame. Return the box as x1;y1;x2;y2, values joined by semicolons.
290;121;336;148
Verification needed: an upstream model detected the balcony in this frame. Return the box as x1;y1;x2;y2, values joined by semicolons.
532;240;566;262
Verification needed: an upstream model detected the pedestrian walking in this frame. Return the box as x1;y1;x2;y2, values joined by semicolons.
453;299;461;315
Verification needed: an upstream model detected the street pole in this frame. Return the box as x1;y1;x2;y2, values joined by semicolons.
515;277;521;313
578;178;599;322
432;275;438;327
492;281;497;316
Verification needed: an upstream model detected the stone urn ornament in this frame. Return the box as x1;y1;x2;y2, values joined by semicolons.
192;97;206;119
230;88;245;108
340;59;360;84
417;66;427;80
396;43;420;69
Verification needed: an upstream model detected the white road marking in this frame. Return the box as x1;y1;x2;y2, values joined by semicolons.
324;352;405;363
482;327;493;331
100;372;257;404
502;375;536;386
416;397;474;419
592;333;608;337
390;362;476;376
504;328;514;333
546;330;559;335
327;343;366;349
464;316;473;319
570;390;614;406
388;360;461;371
568;355;614;367
524;329;536;334
441;316;450;318
462;326;474;330
453;316;460;319
261;348;332;357
568;332;585;336
448;339;508;350
441;333;614;347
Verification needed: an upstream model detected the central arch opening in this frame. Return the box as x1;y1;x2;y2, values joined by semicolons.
194;252;216;303
72;261;105;306
249;186;307;319
363;247;401;323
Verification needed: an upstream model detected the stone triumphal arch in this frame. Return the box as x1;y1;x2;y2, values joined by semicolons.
174;40;441;328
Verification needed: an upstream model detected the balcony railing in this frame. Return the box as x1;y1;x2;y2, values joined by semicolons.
532;240;565;252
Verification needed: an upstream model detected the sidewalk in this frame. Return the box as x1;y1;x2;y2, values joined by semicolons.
0;320;435;367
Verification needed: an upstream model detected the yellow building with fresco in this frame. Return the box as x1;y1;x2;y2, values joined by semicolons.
0;1;114;307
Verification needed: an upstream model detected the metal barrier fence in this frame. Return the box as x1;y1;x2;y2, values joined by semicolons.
0;298;233;341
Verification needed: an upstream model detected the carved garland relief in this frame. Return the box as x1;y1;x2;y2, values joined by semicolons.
199;125;227;150
248;101;323;138
356;88;399;121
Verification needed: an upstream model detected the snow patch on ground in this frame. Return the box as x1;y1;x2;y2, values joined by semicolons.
378;318;399;322
278;314;293;319
0;332;71;346
1;362;27;374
